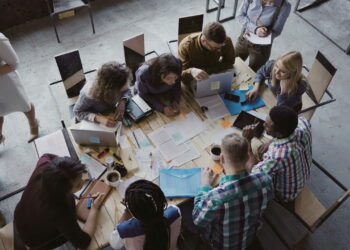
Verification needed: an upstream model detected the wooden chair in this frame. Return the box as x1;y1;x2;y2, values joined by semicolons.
299;51;337;120
167;14;204;56
123;33;159;85
0;223;14;250
206;0;239;23
45;0;95;43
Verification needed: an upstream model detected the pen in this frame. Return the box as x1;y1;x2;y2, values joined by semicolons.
132;131;140;149
86;193;92;209
76;195;98;200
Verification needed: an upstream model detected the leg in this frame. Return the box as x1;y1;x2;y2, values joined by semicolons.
248;44;272;72
0;116;4;137
23;103;39;142
234;34;249;61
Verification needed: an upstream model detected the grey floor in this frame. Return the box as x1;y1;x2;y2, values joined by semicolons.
0;0;349;249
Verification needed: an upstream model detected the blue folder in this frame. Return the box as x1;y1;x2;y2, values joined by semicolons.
220;86;265;115
159;168;202;198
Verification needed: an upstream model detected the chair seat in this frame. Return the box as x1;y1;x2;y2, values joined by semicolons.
53;0;87;13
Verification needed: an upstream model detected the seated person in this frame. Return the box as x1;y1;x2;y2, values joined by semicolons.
110;180;181;250
243;106;312;205
74;61;131;127
246;51;307;112
178;21;235;85
135;53;182;117
14;154;104;249
192;133;274;250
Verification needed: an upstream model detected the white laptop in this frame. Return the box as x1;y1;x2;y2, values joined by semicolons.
193;70;234;98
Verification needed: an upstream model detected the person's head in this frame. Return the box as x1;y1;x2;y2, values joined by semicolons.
201;22;227;51
147;53;182;87
272;51;303;94
124;180;169;250
90;61;131;102
41;156;87;205
220;133;249;171
264;106;298;138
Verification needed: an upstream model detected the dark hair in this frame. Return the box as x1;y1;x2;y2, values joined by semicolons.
41;156;86;206
269;106;298;137
145;53;182;88
125;180;169;250
202;22;226;43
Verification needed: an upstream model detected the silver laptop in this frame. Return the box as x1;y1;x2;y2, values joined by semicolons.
193;70;234;98
70;128;117;147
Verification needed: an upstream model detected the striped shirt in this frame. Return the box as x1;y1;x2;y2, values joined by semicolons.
252;117;312;202
193;171;274;250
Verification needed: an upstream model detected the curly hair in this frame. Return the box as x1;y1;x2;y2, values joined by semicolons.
89;61;131;104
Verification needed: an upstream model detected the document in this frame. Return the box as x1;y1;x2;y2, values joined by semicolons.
196;94;230;120
171;141;201;167
135;150;169;181
117;176;142;198
158;139;189;161
127;128;153;150
244;32;272;45
35;130;70;157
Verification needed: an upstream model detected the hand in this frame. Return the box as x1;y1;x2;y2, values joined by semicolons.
95;115;117;127
91;192;105;211
114;100;127;121
201;167;216;186
242;124;258;141
256;26;268;37
171;102;180;113
163;106;178;117
245;85;259;102
191;68;209;81
279;79;291;94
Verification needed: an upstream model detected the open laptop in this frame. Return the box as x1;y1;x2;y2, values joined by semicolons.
70;128;118;147
193;70;234;98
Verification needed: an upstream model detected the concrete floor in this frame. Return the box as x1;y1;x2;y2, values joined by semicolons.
0;0;349;249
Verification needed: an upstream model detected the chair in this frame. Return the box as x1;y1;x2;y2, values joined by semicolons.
206;0;239;23
44;0;95;43
123;33;159;85
49;50;96;128
167;14;204;56
299;51;337;120
263;160;350;249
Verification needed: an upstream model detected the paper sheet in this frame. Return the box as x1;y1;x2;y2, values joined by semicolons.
127;128;153;150
80;154;106;179
196;95;230;120
158;139;190;161
35;130;70;157
135;150;169;181
171;141;201;167
212;127;241;145
116;176;142;198
244;32;272;45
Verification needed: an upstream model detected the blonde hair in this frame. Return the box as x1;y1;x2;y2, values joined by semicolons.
221;133;249;164
272;51;304;95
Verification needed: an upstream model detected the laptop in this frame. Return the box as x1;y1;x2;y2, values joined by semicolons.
193;70;234;98
70;128;118;147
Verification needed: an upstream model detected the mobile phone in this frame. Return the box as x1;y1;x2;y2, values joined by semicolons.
224;93;240;102
241;99;249;105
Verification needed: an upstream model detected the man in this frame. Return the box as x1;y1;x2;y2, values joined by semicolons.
235;0;291;71
193;133;274;250
178;21;235;85
243;106;312;205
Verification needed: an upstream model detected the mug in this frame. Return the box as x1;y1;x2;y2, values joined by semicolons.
210;144;221;161
106;170;122;188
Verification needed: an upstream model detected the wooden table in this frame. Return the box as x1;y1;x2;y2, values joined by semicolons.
66;57;274;249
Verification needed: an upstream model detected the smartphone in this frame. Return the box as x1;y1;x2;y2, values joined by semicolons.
224;93;240;102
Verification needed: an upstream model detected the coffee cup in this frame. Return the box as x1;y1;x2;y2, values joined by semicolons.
106;170;122;188
210;144;221;161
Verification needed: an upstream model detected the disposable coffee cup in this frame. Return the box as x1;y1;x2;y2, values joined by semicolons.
106;170;122;188
105;156;114;169
210;145;221;161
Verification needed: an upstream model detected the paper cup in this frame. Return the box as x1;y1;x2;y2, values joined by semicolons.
210;145;221;161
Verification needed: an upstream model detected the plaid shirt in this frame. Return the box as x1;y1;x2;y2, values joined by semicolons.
193;171;274;250
252;117;312;202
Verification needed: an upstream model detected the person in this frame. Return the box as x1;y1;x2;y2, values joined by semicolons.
192;133;274;250
109;180;181;250
73;61;131;127
243;106;312;206
235;0;291;71
0;32;39;143
14;154;105;249
246;51;307;112
178;21;235;86
135;53;183;117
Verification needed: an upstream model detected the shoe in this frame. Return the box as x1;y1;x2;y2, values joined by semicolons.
0;211;6;228
0;135;5;145
28;119;39;143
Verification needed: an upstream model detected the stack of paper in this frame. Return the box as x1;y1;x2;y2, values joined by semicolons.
196;94;230;120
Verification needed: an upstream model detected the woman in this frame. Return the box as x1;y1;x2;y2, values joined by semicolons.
109;180;181;250
0;32;39;143
135;53;182;117
246;51;307;112
14;154;104;249
74;61;131;127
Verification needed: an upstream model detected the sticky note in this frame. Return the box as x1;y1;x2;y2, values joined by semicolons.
210;81;220;90
220;119;231;129
140;140;151;148
212;163;223;174
89;136;100;144
172;132;183;142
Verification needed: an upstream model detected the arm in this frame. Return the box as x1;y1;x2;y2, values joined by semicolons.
237;0;259;34
192;186;217;228
73;93;97;122
254;60;274;84
270;1;291;40
178;38;194;79
169;79;182;103
0;35;19;76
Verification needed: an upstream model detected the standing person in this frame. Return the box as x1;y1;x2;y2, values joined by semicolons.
110;180;182;250
14;154;105;249
73;61;131;127
135;53;182;117
0;32;39;143
178;22;235;86
192;133;274;250
246;51;307;112
235;0;291;71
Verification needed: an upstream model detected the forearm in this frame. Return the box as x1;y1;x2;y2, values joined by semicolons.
82;208;99;237
246;139;258;172
0;64;14;76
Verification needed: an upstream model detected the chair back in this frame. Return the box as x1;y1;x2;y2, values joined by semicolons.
55;50;86;105
123;33;146;83
178;14;204;45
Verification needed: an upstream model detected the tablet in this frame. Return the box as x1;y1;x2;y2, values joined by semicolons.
233;111;265;130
